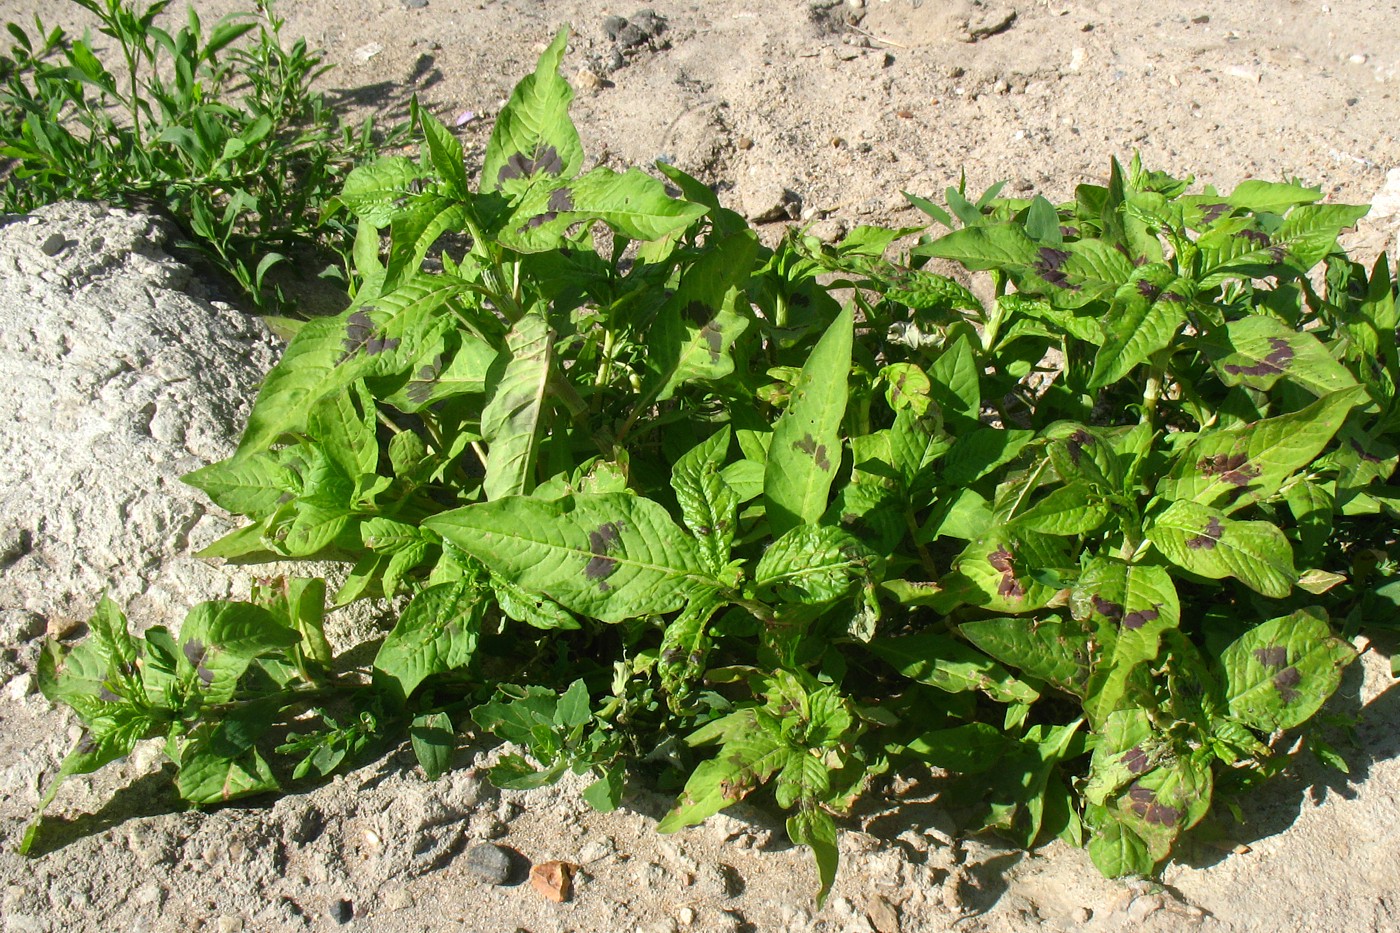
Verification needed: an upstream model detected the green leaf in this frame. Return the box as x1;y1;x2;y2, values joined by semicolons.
1011;482;1108;536
426;493;713;623
497;168;708;252
927;334;980;424
410;711;455;780
1207;315;1357;397
1157;387;1367;510
334;155;427;227
481;309;552;500
903;722;1020;773
236;284;456;456
649;230;759;401
867;631;1040;704
372;580;486;701
1071;559;1179;725
1220;608;1357;731
672;428;740;576
1226;179;1323;214
659;591;724;706
1088;265;1190;389
942;532;1067;613
182;452;292;518
1088;816;1154;878
173;701;280;804
754;525;877;605
481;27;582;195
764;305;852;536
1146;500;1297;598
960;616;1092;697
176;602;299;705
490;570;580;630
1099;754;1213;864
940;429;1034;486
787;809;839;907
309;380;379;486
417;106;470;199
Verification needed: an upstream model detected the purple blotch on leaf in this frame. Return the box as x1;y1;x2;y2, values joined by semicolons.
497;145;565;185
1123;607;1160;630
793;433;831;471
1186;516;1224;550
584;522;624;584
1222;337;1293;378
1091;594;1124;622
1253;646;1288;668
407;353;445;406
1200;202;1233;224
339;309;399;363
1067;429;1094;466
1350;439;1384;464
183;638;207;668
98;685;121;702
1136;279;1161;301
548;187;575;212
1034;247;1080;290
988;546;1024;599
1122;745;1151;774
1237;229;1271;248
1126;782;1182;826
1273;666;1302;702
700;319;724;361
1199;452;1261;487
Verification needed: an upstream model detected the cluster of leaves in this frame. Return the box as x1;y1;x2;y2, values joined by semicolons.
26;28;1399;901
0;0;403;309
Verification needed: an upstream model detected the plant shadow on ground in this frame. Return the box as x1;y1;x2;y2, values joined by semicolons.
14;765;186;858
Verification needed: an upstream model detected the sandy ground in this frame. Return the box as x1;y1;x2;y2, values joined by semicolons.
3;0;1400;931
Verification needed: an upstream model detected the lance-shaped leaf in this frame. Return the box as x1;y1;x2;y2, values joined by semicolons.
373;580;487;702
497;168;709;252
941;531;1067;613
1070;558;1179;725
387;329;498;413
334;155;431;227
867;631;1040;704
182;451;294;519
1011;481;1109;536
1199;203;1369;284
481;309;552;500
176;601;300;705
1146;499;1296;598
960;616;1092;697
927;333;980;426
916;224;1129;308
1088;264;1191;389
672;428;740;576
1205;315;1357;397
236;277;459;456
765;305;852;536
754;525;878;606
173;700;281;804
1083;708;1160;806
1220;608;1356;732
1099;754;1213;866
659;590;724;708
481;28;582;195
649;230;759;401
382;195;471;289
1157;386;1367;510
425;493;713;623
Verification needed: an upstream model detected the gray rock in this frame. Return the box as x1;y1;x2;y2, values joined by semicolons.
0;202;387;649
464;842;518;885
0;609;44;643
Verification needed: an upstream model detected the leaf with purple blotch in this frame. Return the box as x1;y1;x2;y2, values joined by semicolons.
480;28;584;196
1157;385;1368;512
1146;499;1296;598
1220;608;1357;732
1087;263;1191;390
1208;315;1357;397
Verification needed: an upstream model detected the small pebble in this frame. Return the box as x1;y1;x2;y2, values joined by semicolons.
678;906;696;925
331;899;354;925
1071;906;1093;923
1349;53;1368;64
402;0;428;8
465;843;517;885
39;233;66;256
384;888;414;911
737;136;754;150
215;916;243;933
